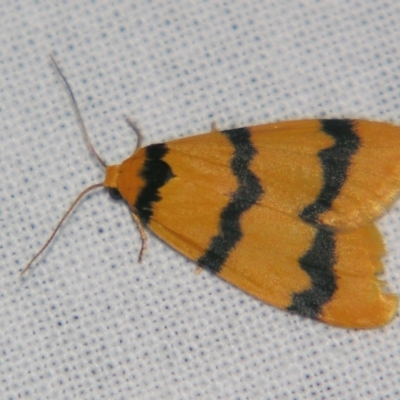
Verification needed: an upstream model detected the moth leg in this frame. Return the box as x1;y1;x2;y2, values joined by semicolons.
195;266;203;275
131;212;147;262
125;116;144;151
210;121;218;132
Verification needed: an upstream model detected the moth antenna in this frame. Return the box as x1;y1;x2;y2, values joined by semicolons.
131;212;148;262
125;116;144;151
21;183;104;276
49;54;107;168
22;56;108;276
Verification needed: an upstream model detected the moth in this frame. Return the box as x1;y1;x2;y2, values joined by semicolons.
23;57;400;329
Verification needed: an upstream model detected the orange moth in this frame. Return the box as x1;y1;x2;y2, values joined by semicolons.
23;57;400;329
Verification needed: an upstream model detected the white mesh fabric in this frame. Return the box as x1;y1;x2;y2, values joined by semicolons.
1;1;400;398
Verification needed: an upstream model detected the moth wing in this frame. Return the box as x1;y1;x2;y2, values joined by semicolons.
219;210;397;329
146;129;397;328
249;120;400;230
320;120;400;228
321;224;397;327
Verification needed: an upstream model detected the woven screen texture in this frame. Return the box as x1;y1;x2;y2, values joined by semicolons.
1;1;400;399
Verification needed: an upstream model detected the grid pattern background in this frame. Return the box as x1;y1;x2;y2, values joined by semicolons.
1;1;400;399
